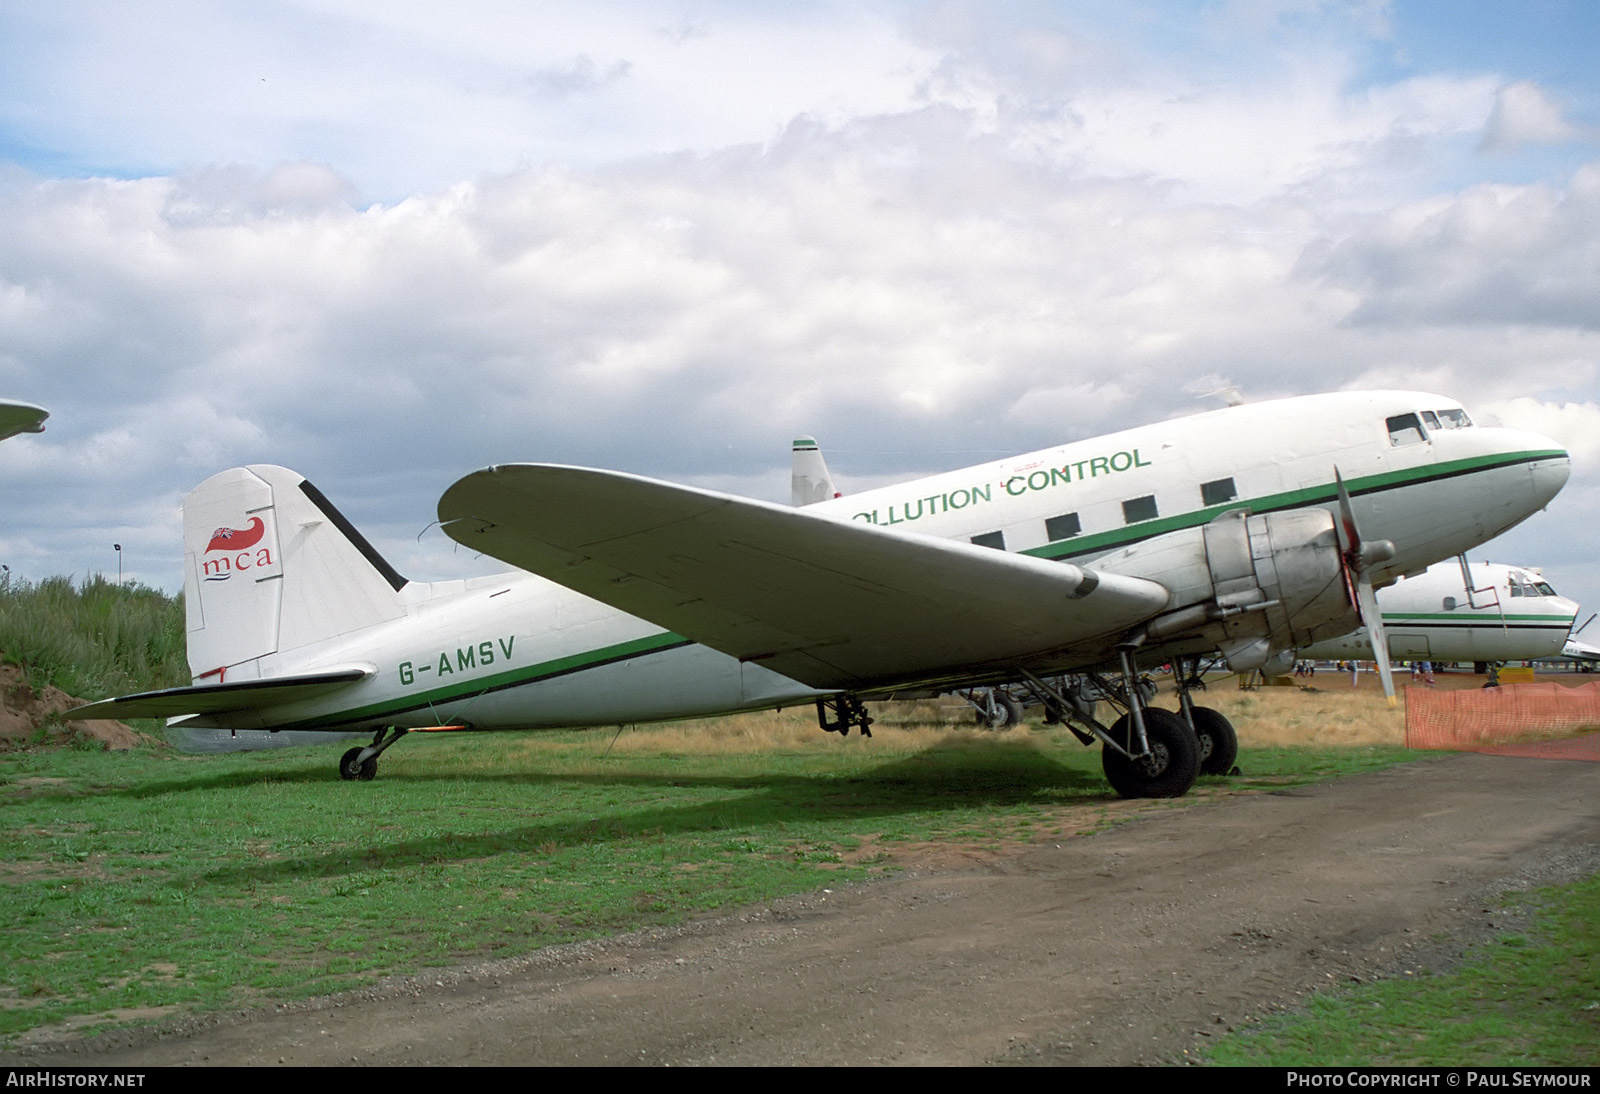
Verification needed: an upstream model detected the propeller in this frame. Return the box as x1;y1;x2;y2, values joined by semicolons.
1334;469;1398;706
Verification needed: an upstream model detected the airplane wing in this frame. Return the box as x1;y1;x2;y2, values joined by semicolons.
63;667;373;722
438;465;1171;692
0;399;48;442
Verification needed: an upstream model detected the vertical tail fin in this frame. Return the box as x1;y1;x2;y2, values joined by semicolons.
790;436;840;507
183;465;408;682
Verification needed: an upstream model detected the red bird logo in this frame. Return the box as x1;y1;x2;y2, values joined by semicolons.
206;517;265;553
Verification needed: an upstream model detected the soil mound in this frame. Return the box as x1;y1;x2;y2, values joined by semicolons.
0;660;151;750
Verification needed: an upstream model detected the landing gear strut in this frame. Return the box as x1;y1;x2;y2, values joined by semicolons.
1173;655;1239;776
338;727;409;781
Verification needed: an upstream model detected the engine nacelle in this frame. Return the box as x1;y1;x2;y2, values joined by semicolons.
1090;508;1359;672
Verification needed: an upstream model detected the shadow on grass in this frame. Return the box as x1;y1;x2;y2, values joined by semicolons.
182;737;1112;886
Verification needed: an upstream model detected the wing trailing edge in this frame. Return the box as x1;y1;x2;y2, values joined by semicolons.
438;464;1171;691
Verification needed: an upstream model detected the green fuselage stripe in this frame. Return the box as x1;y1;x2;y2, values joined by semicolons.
270;631;695;730
1026;449;1563;563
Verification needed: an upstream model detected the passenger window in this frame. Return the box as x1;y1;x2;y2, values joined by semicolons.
1045;513;1081;541
1200;477;1237;506
1442;596;1457;611
1386;413;1426;446
1122;495;1159;524
971;531;1005;550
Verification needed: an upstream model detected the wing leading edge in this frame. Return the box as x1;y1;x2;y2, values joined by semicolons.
438;464;1170;691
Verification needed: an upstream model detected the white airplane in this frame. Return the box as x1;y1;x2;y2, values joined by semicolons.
1299;559;1580;668
67;391;1569;799
0;399;48;442
1555;614;1600;668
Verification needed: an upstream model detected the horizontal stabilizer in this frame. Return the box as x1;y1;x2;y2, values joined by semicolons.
65;667;373;722
438;464;1170;691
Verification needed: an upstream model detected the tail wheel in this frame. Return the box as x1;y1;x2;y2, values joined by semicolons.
1102;708;1200;799
339;747;377;781
1189;706;1239;776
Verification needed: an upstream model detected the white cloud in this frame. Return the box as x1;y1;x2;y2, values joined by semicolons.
1481;80;1583;151
0;2;1595;617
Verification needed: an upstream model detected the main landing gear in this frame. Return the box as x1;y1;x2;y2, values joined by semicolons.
1016;650;1238;799
963;688;1024;730
1100;707;1200;799
338;727;409;781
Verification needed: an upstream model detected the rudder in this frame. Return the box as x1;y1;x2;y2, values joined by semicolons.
183;465;408;683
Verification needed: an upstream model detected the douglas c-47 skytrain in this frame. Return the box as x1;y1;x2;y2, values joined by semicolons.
69;391;1570;799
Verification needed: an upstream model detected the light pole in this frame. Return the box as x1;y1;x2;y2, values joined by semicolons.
114;543;121;585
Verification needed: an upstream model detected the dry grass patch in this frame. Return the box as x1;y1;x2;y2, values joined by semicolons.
1176;681;1407;748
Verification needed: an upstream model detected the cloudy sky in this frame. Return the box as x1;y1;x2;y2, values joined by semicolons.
1;0;1597;633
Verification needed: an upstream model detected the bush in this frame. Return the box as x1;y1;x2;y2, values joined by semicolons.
0;572;186;699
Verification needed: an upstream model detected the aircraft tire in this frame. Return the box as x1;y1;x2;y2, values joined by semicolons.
976;695;1023;730
1102;708;1200;799
339;747;378;782
1189;706;1238;776
971;692;1023;729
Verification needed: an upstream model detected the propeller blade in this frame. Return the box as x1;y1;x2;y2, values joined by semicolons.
1353;576;1396;706
1334;467;1398;706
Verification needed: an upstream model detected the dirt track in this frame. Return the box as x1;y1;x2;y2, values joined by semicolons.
10;750;1599;1066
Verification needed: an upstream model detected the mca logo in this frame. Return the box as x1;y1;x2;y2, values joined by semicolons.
201;517;275;582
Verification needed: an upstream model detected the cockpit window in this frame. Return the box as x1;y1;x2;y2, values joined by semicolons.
1386;413;1427;446
1435;408;1472;429
1421;410;1441;430
1508;574;1546;598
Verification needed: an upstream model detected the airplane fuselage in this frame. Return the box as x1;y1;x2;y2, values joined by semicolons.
829;391;1565;588
167;390;1568;742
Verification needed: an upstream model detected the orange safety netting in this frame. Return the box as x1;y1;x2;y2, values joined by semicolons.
1405;681;1600;760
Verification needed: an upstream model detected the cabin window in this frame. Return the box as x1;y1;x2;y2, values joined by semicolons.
1442;596;1457;611
1122;495;1159;524
1045;512;1081;541
1200;477;1237;506
1436;408;1472;429
1386;413;1426;446
971;531;1005;550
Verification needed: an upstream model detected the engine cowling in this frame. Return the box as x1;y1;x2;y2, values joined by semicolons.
1090;508;1359;672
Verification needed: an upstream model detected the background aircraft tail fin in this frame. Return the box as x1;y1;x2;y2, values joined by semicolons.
790;436;840;506
182;465;408;682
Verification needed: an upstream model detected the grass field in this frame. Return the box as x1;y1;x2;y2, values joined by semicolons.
1;687;1415;1043
1202;871;1600;1066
